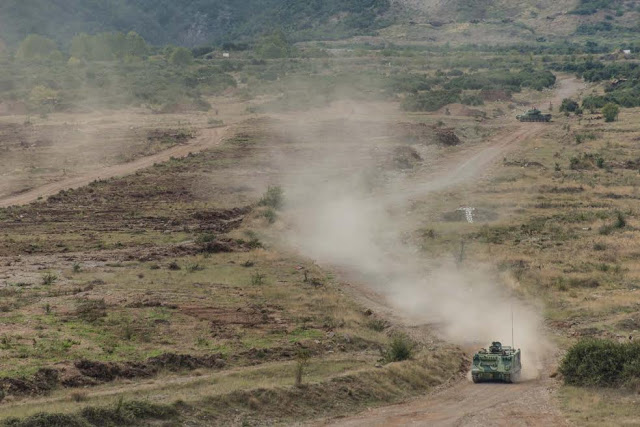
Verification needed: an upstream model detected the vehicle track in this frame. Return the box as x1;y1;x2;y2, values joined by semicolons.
0;127;228;208
319;77;585;427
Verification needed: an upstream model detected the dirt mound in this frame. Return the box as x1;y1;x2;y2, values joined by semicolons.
76;353;226;382
126;299;179;309
435;128;461;146
0;353;226;397
616;316;640;332
193;207;251;232
393;145;423;169
147;129;194;145
75;360;139;381
438;103;484;117
392;123;462;146
0;368;58;396
148;353;225;370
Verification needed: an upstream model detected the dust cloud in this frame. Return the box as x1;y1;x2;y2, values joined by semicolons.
269;103;549;379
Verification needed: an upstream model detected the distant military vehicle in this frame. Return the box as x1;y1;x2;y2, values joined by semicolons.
516;108;552;122
471;341;521;383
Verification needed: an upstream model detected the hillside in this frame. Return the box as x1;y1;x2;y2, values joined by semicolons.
383;0;640;45
0;0;391;47
4;0;640;49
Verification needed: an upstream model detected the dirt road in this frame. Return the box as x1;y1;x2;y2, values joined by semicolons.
319;77;585;427
0;127;227;208
324;379;567;427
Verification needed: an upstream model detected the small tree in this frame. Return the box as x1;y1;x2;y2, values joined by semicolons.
170;47;194;66
602;103;620;122
255;30;295;59
559;98;579;113
16;34;59;60
380;333;415;363
259;186;284;209
29;86;59;114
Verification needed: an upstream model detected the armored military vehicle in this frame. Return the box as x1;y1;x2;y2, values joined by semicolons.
471;341;521;383
516;108;552;122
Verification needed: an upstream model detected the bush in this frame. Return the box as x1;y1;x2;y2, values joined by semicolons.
41;272;58;286
169;47;194;66
263;208;277;224
614;211;627;228
560;339;640;387
401;90;460;112
259;186;284;209
602;103;620;122
381;333;415;363
560;98;579;113
251;273;266;286
367;319;389;332
460;94;484;106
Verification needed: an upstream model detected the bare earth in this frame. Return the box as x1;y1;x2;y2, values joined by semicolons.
0;127;227;208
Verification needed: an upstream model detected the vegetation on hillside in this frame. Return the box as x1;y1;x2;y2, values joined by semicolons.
0;32;237;113
0;0;392;47
401;68;555;112
552;60;640;109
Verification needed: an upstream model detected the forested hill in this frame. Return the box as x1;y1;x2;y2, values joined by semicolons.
0;0;391;47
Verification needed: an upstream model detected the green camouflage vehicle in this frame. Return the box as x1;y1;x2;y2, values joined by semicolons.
516;108;552;122
471;341;521;383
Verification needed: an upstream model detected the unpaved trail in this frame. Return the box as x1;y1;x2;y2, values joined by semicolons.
0;127;227;208
386;76;584;205
324;379;567;427
319;77;585;427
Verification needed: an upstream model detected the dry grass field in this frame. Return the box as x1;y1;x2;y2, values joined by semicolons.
1;42;640;425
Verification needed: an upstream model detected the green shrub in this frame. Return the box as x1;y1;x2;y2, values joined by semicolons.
401;90;460;112
41;272;57;286
367;319;389;332
263;208;277;224
560;98;579;113
614;211;627;228
603;103;620;122
460;94;484;106
381;333;415;363
259;186;284;209
560;339;640;387
251;273;266;286
169;47;193;66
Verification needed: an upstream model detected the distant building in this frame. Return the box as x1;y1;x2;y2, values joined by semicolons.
623;49;632;55
222;52;230;58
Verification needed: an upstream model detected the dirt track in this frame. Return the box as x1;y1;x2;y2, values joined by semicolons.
0;127;227;208
323;379;567;426
319;77;585;427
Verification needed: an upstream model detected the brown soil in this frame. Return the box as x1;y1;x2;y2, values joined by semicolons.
1;353;227;397
392;122;462;146
0;127;228;208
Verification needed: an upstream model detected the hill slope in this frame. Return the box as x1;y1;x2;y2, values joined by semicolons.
386;0;640;45
0;0;391;47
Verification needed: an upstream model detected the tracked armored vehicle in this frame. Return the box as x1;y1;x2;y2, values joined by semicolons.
516;108;552;122
471;341;521;383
